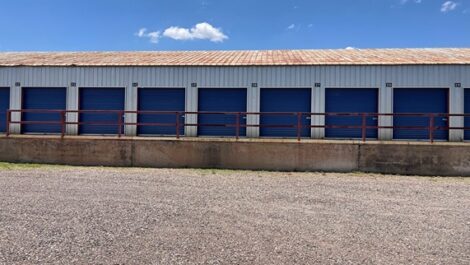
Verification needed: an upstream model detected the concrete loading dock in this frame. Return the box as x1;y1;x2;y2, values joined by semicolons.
1;135;470;176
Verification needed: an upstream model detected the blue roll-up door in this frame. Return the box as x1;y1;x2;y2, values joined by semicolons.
260;88;311;137
198;88;247;136
325;88;378;139
393;88;448;140
0;87;9;132
22;87;66;134
138;88;185;135
79;87;125;135
465;89;470;140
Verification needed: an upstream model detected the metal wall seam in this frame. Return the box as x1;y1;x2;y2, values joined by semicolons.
246;85;260;138
378;84;393;140
449;85;464;141
310;80;325;139
66;85;79;135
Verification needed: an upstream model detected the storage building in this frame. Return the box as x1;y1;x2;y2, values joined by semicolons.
0;48;469;141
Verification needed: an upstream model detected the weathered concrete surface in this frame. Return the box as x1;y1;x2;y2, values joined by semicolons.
0;136;133;167
133;139;358;171
358;142;470;176
0;136;469;176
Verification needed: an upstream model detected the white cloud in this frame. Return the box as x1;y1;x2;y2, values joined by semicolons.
441;1;458;12
345;46;356;50
146;32;161;44
136;28;161;44
136;22;228;44
163;27;193;40
163;22;228;42
287;24;295;30
137;28;147;37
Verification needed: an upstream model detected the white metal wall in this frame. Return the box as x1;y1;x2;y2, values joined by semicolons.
0;65;468;140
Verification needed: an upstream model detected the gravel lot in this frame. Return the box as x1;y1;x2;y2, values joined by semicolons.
0;165;469;265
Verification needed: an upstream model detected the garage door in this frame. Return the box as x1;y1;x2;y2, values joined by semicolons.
0;87;9;132
393;88;448;140
79;87;125;135
138;88;185;135
325;88;378;139
260;88;311;137
198;88;247;136
22;87;66;134
465;89;470;140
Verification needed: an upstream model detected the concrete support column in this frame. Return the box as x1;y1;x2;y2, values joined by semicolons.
449;85;464;142
9;85;21;134
125;84;137;136
246;85;260;138
66;85;79;135
378;85;393;140
311;85;325;139
185;85;198;137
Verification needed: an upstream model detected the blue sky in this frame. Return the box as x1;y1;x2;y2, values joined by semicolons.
0;0;469;51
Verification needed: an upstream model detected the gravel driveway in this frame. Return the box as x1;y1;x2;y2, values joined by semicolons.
0;165;469;264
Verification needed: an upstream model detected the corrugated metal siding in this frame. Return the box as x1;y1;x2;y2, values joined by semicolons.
1;65;468;89
0;65;468;139
6;67;432;84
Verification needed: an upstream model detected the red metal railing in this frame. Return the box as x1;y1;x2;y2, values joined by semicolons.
4;109;470;143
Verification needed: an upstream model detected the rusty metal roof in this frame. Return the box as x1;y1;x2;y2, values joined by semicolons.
0;48;469;67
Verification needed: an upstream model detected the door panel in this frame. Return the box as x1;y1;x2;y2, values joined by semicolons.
198;88;247;136
79;87;125;135
465;89;470;140
393;88;448;140
138;88;185;135
325;88;378;138
22;87;66;134
260;88;311;137
0;87;9;132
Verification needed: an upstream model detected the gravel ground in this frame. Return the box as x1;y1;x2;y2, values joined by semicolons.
0;165;469;265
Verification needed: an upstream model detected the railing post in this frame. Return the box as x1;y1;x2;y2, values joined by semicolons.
6;110;10;137
236;112;240;140
361;113;366;142
297;112;301;142
60;111;65;138
429;114;434;143
118;111;123;138
176;111;180;139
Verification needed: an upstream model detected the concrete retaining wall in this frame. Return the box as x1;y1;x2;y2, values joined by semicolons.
0;136;469;176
